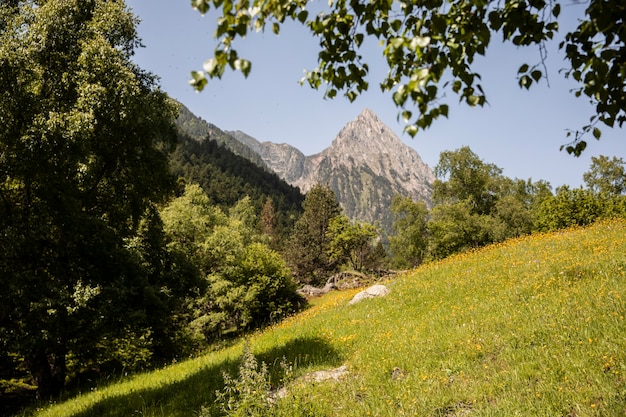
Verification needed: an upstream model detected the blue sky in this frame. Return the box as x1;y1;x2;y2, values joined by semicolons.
126;0;624;188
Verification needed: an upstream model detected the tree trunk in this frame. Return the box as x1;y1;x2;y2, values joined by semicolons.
27;347;66;399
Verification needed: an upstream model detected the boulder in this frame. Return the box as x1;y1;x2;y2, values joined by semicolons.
348;284;390;305
303;365;349;383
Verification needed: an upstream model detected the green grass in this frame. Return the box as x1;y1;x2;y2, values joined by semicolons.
24;219;626;416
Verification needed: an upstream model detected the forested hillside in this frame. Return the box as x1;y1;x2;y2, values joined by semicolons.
172;106;305;237
176;104;269;170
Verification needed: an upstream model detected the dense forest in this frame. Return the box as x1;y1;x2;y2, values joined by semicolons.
1;1;625;415
170;131;304;241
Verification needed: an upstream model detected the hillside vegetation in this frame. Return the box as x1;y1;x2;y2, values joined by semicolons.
26;219;626;417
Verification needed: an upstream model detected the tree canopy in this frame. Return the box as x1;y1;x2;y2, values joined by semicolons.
0;0;179;398
189;0;625;155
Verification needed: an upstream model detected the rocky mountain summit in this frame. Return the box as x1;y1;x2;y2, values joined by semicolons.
230;109;435;231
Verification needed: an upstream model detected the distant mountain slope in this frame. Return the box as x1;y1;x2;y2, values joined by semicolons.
171;105;304;234
230;109;434;231
228;130;311;184
176;104;269;171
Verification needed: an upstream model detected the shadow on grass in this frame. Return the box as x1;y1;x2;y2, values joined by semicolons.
64;336;342;417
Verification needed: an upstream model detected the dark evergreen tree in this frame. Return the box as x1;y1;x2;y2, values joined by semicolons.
286;184;342;286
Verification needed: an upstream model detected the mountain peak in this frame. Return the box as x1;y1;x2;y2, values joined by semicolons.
358;107;378;119
230;108;434;231
328;109;406;163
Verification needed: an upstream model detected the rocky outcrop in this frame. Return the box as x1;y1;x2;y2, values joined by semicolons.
230;109;434;231
348;284;390;305
229;130;313;184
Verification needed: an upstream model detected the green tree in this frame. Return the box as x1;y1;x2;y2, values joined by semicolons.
286;183;342;285
327;214;379;272
188;0;625;154
535;186;604;232
124;207;202;361
160;184;229;271
535;185;626;232
161;185;303;343
196;243;302;339
426;201;504;260
0;0;178;398
388;195;429;268
427;148;549;258
492;177;552;239
433;147;503;216
583;155;626;196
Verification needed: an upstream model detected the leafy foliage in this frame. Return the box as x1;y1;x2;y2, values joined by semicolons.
582;155;626;196
188;0;624;153
209;345;274;417
161;185;304;343
535;186;626;232
560;1;626;155
425;147;550;260
388;195;429;268
0;0;180;399
427;200;503;260
433;147;502;216
326;214;379;272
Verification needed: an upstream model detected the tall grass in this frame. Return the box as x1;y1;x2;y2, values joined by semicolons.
26;219;626;416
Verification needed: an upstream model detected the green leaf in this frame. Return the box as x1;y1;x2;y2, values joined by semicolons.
552;3;561;18
191;0;210;14
574;141;587;156
531;70;542;82
297;10;308;23
412;36;431;49
518;64;529;74
405;124;418;137
518;75;532;89
467;95;480;106
354;33;364;47
393;90;406;106
389;37;404;48
234;59;252;77
189;71;207;91
488;11;502;30
272;22;280;35
203;58;219;75
593;127;601;140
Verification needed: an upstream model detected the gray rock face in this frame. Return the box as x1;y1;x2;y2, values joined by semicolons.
229;130;313;184
229;109;435;231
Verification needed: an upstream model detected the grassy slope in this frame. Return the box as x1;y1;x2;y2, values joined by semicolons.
28;220;626;417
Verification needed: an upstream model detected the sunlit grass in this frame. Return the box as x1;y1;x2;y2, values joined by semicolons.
27;219;626;416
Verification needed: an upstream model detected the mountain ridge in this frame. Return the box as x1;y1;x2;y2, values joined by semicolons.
229;109;435;231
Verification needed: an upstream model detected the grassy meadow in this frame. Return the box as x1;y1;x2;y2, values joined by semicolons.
24;219;626;416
